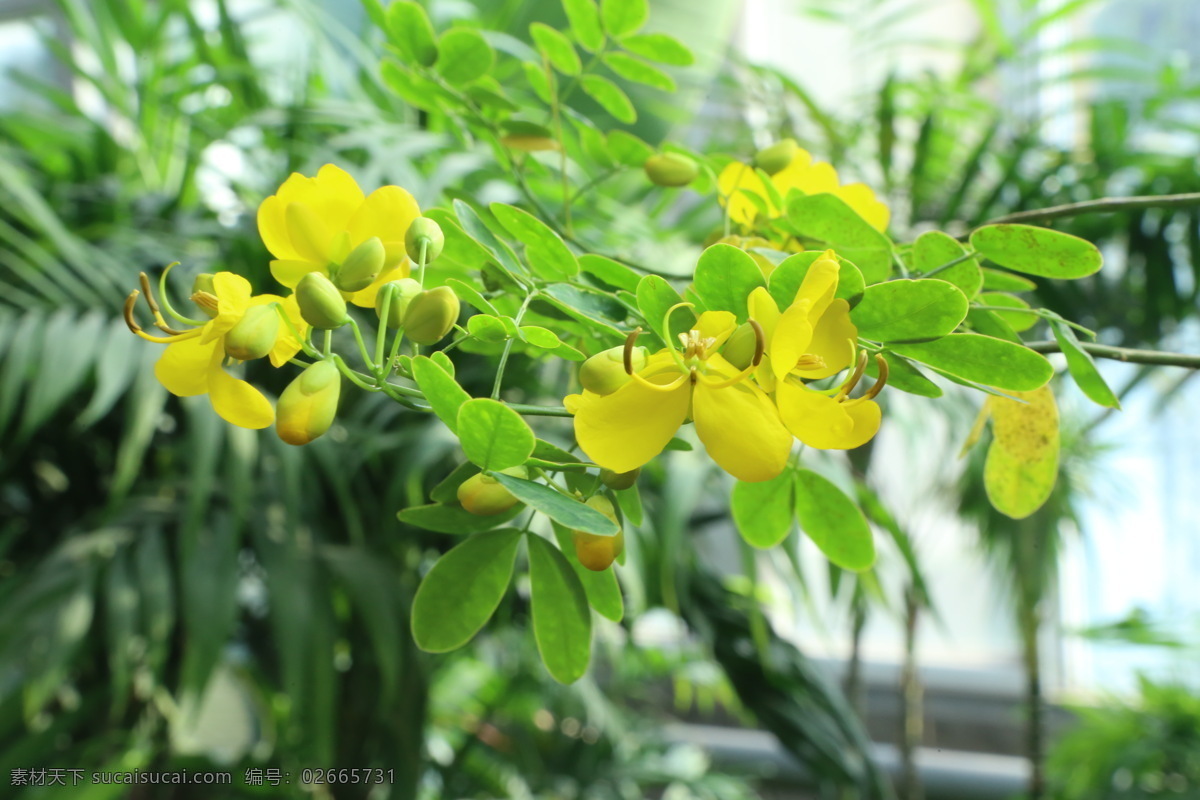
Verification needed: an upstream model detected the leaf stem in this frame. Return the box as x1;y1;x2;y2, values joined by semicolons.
491;293;534;399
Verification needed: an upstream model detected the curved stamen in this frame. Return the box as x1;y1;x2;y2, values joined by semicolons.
125;289;203;344
661;302;695;371
628;370;689;393
696;364;756;390
748;319;765;367
139;272;192;335
623;327;643;375
862;354;889;400
158;262;206;326
836;349;869;400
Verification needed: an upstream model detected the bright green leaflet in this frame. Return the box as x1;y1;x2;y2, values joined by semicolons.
600;0;648;37
467;314;512;343
606;130;654;166
913;230;982;297
490;473;619;535
410;356;471;433
527;535;592;684
732;470;794;549
693;243;766;321
445;278;500;316
490;202;579;279
891;333;1053;392
562;0;604;52
851;279;969;343
411;529;522;652
602;52;674;91
981;267;1037;292
636;274;695;345
530;22;581;75
978;292;1036;332
436;29;494;86
457;399;536;470
794;470;876;571
551;522;624;622
619;32;694;65
615;484;643;526
970;224;1103;279
785;193;894;284
385;1;437;67
579;253;641;292
398;502;522;535
768;251;866;309
1050;320;1120;408
520;326;561;349
580;74;637;124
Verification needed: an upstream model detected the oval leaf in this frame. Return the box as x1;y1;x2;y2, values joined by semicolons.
851;279;969;342
913;230;982;297
768;251;866;309
551;521;624;622
794;470;875;571
580;74;636;123
385;1;438;67
562;0;604;52
602;52;674;91
693;243;766;320
1049;320;1120;408
489;473;619;535
620;32;694;66
732;470;794;549
785;193;894;284
411;356;472;433
457;398;536;470
970;224;1102;279
437;29;494;86
531;22;581;75
397;502;522;534
490;202;579;279
528;535;592;684
891;333;1053;391
600;0;648;37
411;529;522;652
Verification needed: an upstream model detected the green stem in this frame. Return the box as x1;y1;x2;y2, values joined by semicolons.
920;250;978;278
274;303;321;359
491;293;534;399
345;317;375;372
1025;340;1200;368
972;305;1096;337
332;355;378;392
983;192;1200;226
158;263;206;326
323;328;333;358
375;286;393;370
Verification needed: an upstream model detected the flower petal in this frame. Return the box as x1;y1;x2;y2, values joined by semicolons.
694;310;737;350
257;195;297;260
204;272;253;343
796;298;857;380
792;252;839;316
349;263;411;309
268;295;308;367
572;363;691;474
693;358;791;482
207;354;275;429
777;380;880;450
347;186;421;265
770;301;814;381
748;286;781;342
717;161;767;227
285;201;337;264
270;259;323;289
155;336;217;397
769;149;815;196
836;183;890;232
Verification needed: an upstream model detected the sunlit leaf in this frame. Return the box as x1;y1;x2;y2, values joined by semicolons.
851;279;969;343
457;398;536;470
437;29;494;86
970;224;1103;279
891;333;1053;391
693;243;766;321
581;74;636;123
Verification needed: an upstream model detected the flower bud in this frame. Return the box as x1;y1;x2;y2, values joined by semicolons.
599;467;640;490
722;322;759;370
405;217;445;264
643;153;699;187
334;237;386;293
402;286;459;345
224;304;281;362
753;138;799;175
375;278;423;329
457;466;528;516
276;360;341;446
296;272;349;330
572;496;624;572
579;345;648;396
191;273;218;318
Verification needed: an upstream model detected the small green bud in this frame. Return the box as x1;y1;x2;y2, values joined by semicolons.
296;272;349;330
643;153;699;187
224;305;281;362
722;322;759;370
375;278;423;329
572;496;624;571
334;237;386;293
405;217;445;264
579;345;648;396
599;467;640;490
457;466;528;516
753;138;799;175
276;361;341;446
191;273;218;318
403;286;459;345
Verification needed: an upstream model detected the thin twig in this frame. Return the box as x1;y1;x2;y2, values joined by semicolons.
983;193;1200;226
1025;340;1200;369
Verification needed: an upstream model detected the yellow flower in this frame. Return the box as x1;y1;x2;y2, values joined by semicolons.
566;310;791;483
747;251;886;450
126;271;307;429
717;148;890;232
257;164;421;308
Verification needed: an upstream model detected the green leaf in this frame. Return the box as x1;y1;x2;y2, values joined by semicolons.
615;484;643;526
768;251;865;309
437;28;494;86
891;333;1053;391
602;52;674;91
411;355;472;433
794;470;875;571
467;314;513;342
870;353;942;398
785;193;894;284
446;278;500;316
451;199;524;277
850;279;969;343
636;274;695;345
580;253;641;292
457;398;536;470
693;243;766;321
398;502;522;534
1050;320;1120;408
981;267;1037;292
520;325;561;349
732;470;794;549
530;22;581;74
606;129;654;166
523;60;553;102
490;203;579;280
913;230;982;297
411;529;522;652
969;224;1102;279
966;308;1020;342
562;0;604;52
385;1;438;67
978;292;1036;332
620;32;694;65
580;74;636;123
527;535;592;683
551;522;624;622
490;473;619;535
600;0;648;37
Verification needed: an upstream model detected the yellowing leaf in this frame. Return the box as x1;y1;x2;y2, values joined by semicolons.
984;386;1060;519
987;386;1058;462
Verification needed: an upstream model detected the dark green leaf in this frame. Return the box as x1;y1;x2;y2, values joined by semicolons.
527;535;592;683
490;473;619;535
794;470;875;571
551;522;624;622
732;470;794;549
1050;320;1120;408
398;502;522;534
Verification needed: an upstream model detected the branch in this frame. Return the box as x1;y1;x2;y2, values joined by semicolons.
1025;340;1200;369
984;193;1200;226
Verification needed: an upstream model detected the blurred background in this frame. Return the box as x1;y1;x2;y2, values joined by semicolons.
2;0;1200;798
